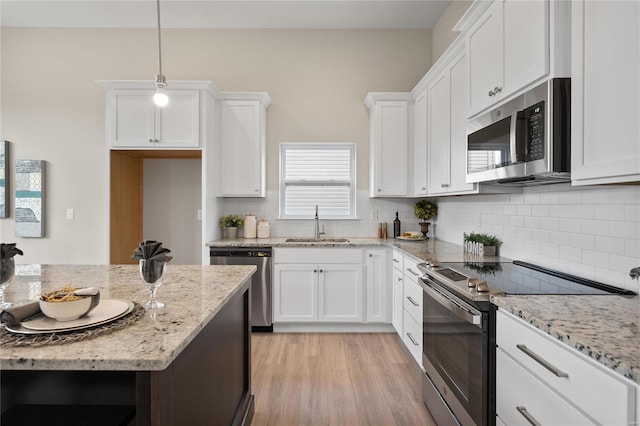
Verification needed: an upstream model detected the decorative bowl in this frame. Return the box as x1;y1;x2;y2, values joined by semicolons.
39;296;94;321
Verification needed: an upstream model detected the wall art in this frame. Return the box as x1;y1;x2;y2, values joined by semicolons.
0;141;7;218
15;159;45;238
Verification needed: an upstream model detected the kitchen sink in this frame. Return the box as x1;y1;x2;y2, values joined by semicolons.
284;238;350;243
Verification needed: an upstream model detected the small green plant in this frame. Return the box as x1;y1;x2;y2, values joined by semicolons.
414;200;438;222
219;214;244;228
463;232;501;247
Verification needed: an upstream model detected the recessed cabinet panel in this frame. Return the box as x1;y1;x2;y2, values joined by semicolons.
221;100;266;197
572;0;640;184
157;91;200;147
413;90;428;196
273;265;316;321
427;71;451;195
318;266;363;322
113;92;155;147
366;249;389;323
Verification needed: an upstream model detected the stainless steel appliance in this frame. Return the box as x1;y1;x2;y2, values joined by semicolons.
417;260;634;426
210;247;272;332
466;78;571;186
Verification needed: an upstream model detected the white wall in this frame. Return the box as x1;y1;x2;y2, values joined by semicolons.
0;27;432;264
143;159;201;265
431;0;472;63
433;185;640;292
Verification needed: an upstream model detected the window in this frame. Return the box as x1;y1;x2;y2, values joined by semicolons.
280;143;356;219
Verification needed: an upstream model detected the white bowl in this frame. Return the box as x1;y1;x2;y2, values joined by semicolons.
39;296;93;321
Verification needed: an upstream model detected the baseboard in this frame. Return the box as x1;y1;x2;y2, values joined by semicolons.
273;323;395;333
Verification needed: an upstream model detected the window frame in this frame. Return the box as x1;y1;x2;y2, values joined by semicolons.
279;142;357;220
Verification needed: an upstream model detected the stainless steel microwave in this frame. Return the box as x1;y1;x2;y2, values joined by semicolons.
466;78;571;186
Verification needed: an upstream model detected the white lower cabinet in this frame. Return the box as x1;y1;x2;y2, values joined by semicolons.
497;309;637;425
273;248;365;323
401;255;423;365
391;261;403;334
365;249;390;323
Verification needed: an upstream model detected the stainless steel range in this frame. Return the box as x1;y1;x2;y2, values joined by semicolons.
416;260;635;426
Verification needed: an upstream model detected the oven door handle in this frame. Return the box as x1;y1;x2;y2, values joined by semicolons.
422;282;482;327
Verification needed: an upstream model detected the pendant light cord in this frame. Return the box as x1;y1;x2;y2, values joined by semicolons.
156;0;163;77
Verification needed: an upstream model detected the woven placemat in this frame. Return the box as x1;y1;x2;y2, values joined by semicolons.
0;302;146;348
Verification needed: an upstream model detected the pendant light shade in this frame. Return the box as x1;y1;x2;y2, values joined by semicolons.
153;0;168;107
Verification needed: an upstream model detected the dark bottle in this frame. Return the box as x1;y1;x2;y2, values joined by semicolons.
393;211;401;238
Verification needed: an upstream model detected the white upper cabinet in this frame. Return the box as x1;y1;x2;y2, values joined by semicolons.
413;89;428;196
464;0;559;117
365;94;412;197
107;89;200;148
220;94;270;197
427;44;478;196
571;0;640;185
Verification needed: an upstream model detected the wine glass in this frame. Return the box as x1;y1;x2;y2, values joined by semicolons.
139;259;166;309
0;257;15;309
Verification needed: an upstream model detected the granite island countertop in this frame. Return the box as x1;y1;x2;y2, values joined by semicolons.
492;294;640;385
207;237;509;264
0;264;255;371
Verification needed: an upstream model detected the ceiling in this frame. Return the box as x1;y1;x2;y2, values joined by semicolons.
0;0;451;29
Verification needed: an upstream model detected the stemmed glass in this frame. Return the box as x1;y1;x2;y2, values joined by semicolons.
0;257;15;309
139;259;166;309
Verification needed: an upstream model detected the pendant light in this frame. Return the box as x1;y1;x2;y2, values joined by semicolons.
153;0;169;107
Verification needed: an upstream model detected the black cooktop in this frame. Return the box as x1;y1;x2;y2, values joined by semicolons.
431;260;635;296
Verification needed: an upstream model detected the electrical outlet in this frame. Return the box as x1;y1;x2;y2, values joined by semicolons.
197;209;202;221
66;208;74;220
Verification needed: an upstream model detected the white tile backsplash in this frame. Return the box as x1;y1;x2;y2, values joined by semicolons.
434;185;640;292
221;185;640;292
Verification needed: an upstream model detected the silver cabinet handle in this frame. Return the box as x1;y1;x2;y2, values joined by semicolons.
369;253;373;257
377;188;381;192
495;86;502;94
488;89;495;97
516;406;541;426
421;187;426;190
319;269;323;273
406;332;419;346
397;277;403;282
148;138;154;143
392;258;400;263
313;269;317;273
516;344;569;378
406;296;419;307
406;268;420;277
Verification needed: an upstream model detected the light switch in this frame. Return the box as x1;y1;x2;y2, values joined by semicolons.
66;208;74;220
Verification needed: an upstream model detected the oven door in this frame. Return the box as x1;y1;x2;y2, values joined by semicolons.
421;277;489;426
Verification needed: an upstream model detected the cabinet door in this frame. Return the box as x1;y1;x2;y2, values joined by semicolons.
156;90;200;147
427;70;451;195
365;249;389;323
318;264;363;322
110;91;155;147
370;101;408;196
466;0;503;116
392;266;403;334
571;0;640;184
497;349;595;426
413;90;428;196
503;0;549;96
448;52;476;194
273;264;317;322
220;100;265;196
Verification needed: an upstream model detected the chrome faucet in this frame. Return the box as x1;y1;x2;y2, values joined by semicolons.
630;267;640;280
314;204;325;238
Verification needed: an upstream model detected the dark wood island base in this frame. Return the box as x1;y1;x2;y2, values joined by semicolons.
1;278;253;426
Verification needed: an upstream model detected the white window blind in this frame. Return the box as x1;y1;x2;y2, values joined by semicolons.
280;143;356;219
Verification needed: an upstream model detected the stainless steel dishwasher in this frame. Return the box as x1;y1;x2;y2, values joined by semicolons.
210;247;272;332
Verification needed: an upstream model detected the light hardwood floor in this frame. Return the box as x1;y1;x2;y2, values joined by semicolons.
251;333;437;426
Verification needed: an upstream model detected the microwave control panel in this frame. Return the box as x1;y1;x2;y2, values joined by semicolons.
525;101;545;161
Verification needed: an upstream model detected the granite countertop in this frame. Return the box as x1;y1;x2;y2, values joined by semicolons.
492;295;640;385
0;264;255;371
207;237;507;264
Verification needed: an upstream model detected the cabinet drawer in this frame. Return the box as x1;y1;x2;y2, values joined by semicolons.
391;250;403;270
497;310;634;425
497;348;595;425
403;277;422;325
274;248;362;264
403;256;421;279
402;309;422;365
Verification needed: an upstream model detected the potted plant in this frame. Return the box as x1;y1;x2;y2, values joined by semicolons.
414;200;438;237
219;215;244;239
463;232;501;256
